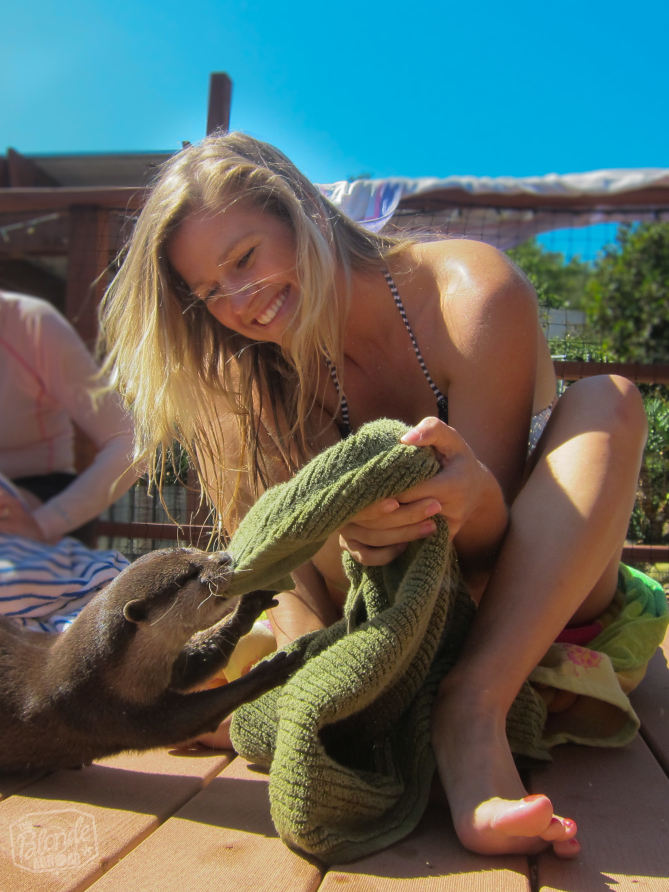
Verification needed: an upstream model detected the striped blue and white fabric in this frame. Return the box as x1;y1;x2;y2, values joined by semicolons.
0;470;129;632
0;534;128;632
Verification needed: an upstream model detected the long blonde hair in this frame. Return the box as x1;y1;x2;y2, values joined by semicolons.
100;132;411;526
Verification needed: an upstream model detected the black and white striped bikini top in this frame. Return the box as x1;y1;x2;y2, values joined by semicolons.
326;271;449;439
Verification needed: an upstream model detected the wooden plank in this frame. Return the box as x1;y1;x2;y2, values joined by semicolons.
207;73;233;135
65;206;110;344
321;801;530;892
96;518;669;568
632;637;669;776
399;188;669;212
530;735;669;891
7;149;60;188
0;210;67;254
0;208;132;257
95;520;213;544
0;747;232;892
0;187;144;213
0;771;47;802
553;360;669;385
622;544;669;563
87;756;323;892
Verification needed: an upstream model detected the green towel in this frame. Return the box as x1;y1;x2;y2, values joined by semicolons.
224;418;547;863
528;563;669;749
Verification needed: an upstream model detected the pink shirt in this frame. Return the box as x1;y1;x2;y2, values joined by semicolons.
0;291;137;541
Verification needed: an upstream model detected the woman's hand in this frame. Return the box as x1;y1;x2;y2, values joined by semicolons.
338;494;442;566
339;418;509;573
0;493;45;542
398;417;497;538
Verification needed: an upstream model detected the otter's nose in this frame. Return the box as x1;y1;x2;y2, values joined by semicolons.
201;552;234;592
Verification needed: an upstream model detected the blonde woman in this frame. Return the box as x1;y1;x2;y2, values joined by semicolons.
101;132;648;858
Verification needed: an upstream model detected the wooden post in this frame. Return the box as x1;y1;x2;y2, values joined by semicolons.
65;205;110;346
6;148;59;187
64;206;113;506
207;73;233;135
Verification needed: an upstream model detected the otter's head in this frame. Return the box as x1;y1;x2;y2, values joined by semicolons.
118;547;236;637
87;548;241;703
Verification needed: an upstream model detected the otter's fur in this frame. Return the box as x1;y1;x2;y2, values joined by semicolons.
0;547;298;772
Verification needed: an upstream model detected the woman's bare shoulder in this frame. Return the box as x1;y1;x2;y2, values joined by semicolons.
412;238;532;295
406;239;539;351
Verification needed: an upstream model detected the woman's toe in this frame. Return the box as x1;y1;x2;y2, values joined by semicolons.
552;836;581;859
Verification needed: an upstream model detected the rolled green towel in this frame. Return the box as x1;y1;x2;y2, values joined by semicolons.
224;419;547;863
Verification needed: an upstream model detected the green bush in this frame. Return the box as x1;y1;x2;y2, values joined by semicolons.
629;390;669;544
507;238;592;310
586;222;669;363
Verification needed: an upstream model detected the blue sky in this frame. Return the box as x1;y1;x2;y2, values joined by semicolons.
2;0;667;187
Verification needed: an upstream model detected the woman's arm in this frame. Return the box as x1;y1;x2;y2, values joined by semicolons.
340;243;544;593
30;306;138;541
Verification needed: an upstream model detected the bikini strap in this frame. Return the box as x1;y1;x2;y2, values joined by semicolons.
324;273;448;439
383;272;449;425
324;355;352;438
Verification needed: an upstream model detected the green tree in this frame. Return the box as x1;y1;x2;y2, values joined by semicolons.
629;392;669;544
507;238;592;309
586;222;669;363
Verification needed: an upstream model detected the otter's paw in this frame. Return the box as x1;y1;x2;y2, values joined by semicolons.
232;650;302;700
233;589;280;632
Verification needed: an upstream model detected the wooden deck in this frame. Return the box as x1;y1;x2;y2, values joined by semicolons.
1;635;668;892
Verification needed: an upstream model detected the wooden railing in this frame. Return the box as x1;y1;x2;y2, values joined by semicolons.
93;361;669;563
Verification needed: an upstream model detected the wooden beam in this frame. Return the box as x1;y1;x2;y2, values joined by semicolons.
0;209;133;257
0;187;144;213
554;360;669;384
7;148;60;187
0;211;69;255
622;544;669;563
1;182;667;217
399;187;669;212
65;206;110;345
207;72;233;135
96;521;214;546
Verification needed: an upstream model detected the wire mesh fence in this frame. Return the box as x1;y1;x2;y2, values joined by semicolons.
2;200;668;570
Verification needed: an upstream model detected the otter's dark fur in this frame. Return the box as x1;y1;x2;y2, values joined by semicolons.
0;547;298;772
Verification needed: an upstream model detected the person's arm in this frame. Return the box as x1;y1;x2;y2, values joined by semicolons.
339;244;542;596
25;308;137;542
0;476;45;540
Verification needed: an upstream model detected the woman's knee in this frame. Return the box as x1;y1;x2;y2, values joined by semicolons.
562;375;647;446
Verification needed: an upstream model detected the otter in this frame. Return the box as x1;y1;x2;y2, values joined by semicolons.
0;547;299;772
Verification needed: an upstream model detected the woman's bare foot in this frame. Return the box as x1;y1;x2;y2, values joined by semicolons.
432;681;580;858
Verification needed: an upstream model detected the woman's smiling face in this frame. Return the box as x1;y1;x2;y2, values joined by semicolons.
168;202;299;345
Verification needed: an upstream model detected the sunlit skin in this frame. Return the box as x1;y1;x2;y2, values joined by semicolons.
169;202;647;858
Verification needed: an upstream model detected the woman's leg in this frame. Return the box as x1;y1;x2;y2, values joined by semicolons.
432;375;647;856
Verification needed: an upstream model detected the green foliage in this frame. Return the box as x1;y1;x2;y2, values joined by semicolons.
629;389;669;544
507;238;593;309
585;223;669;363
508;228;669;547
547;332;605;362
